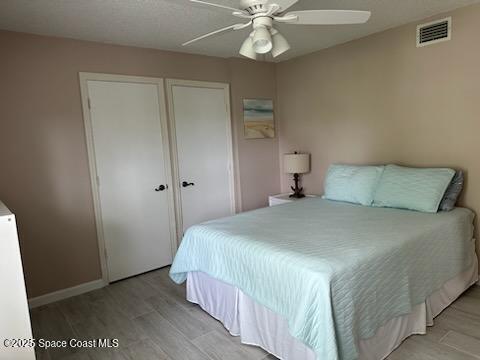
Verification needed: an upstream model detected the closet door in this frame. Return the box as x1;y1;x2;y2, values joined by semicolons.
167;80;235;235
84;76;175;282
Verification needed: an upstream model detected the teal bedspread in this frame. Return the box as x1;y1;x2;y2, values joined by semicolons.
170;198;475;360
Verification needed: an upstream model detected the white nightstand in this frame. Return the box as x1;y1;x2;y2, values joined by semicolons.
269;193;318;207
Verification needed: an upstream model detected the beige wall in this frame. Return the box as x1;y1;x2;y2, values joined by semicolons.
228;58;280;211
277;4;480;253
0;30;279;298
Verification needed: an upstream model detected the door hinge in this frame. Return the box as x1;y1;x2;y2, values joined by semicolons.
87;98;91;109
104;248;108;260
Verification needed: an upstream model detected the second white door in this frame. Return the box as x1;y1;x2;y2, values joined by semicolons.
168;80;235;233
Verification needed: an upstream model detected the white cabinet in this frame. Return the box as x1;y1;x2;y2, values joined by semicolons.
269;193;317;206
0;201;35;360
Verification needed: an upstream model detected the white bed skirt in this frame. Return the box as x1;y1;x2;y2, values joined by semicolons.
186;258;478;360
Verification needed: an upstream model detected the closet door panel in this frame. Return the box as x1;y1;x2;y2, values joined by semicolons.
169;81;235;233
88;79;173;282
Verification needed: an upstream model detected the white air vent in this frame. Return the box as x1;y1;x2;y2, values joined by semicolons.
417;17;451;47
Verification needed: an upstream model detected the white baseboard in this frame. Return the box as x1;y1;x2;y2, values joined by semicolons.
28;279;105;309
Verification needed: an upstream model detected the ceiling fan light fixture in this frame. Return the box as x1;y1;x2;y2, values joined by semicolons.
239;35;257;60
270;29;290;58
184;0;372;62
252;26;273;54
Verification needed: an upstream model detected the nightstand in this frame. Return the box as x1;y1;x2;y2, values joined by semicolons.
269;193;318;207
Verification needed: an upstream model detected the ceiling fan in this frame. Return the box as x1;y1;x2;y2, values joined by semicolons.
183;0;372;60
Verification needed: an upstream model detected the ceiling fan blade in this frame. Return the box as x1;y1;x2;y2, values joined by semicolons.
190;0;246;13
282;10;371;25
182;22;251;46
267;0;299;12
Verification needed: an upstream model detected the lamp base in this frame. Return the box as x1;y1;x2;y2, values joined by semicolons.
289;173;305;198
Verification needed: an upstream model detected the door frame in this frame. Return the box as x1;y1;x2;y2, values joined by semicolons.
165;79;237;245
79;72;177;284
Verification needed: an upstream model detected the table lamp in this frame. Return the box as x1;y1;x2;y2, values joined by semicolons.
284;152;310;198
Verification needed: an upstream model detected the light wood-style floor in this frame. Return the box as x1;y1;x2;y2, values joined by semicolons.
30;266;480;360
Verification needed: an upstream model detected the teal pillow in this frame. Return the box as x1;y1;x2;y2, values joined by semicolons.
323;164;385;206
373;165;455;213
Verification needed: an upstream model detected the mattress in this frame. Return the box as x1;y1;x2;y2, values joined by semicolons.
170;198;476;360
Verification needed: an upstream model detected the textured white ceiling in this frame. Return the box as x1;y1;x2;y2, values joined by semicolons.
0;0;479;61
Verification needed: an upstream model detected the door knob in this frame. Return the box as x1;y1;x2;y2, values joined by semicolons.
182;181;195;188
155;184;168;192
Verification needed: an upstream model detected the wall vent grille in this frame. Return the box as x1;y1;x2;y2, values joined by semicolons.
417;17;451;47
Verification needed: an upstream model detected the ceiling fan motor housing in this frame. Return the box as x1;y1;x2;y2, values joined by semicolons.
240;0;269;15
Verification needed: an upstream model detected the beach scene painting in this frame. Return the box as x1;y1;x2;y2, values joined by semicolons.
243;99;275;139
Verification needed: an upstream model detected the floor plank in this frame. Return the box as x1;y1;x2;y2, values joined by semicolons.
440;331;480;359
145;294;214;340
143;268;197;310
30;304;80;360
58;293;98;326
86;348;129;360
34;345;52;360
105;280;155;319
403;337;477;360
134;311;210;360
72;297;146;349
60;353;92;360
434;307;480;339
451;294;480;317
121;339;170;360
463;286;480;299
193;330;267;360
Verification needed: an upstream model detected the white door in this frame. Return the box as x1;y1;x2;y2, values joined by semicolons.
86;78;174;282
168;80;235;233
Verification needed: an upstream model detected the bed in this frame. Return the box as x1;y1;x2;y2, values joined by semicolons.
170;198;478;360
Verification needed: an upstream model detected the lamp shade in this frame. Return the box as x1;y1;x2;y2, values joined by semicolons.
271;30;290;58
252;26;273;54
284;153;310;174
239;35;257;60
